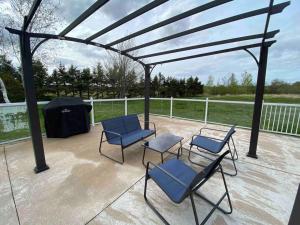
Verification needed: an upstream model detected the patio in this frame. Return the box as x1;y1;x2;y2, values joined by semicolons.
1;115;299;225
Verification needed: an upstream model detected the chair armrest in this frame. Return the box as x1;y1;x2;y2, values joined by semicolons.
102;130;123;145
200;127;229;135
140;119;156;131
147;162;188;188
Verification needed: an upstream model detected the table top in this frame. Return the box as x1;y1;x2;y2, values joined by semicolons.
143;133;183;153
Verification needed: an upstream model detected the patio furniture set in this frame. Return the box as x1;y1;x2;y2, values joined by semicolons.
99;114;238;225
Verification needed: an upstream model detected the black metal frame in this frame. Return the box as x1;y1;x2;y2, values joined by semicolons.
188;127;238;176
144;152;232;225
99;119;156;164
4;0;290;172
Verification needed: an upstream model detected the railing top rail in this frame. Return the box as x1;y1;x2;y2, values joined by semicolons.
173;98;206;102
207;99;254;104
263;102;300;107
1;97;299;107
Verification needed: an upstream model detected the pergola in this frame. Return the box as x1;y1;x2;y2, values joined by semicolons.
5;0;289;173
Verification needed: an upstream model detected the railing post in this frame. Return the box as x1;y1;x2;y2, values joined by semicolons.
90;97;95;126
125;96;128;115
170;97;173;118
205;97;208;124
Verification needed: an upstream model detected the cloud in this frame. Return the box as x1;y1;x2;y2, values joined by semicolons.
0;0;299;83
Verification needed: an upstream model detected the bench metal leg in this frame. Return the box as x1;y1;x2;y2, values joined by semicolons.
99;132;125;164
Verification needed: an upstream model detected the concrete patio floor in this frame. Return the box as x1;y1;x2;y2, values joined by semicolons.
1;115;299;225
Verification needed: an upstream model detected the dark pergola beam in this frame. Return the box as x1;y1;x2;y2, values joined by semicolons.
107;0;232;46
125;1;289;52
6;27;145;67
148;41;276;65
23;0;42;31
86;0;168;41
137;30;279;59
59;0;110;36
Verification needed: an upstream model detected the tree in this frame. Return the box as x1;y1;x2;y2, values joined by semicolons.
105;40;142;98
206;75;214;87
93;63;106;98
0;55;24;102
227;73;238;94
241;71;254;94
57;63;68;96
67;65;77;96
49;69;60;97
0;0;61;63
32;59;48;99
81;68;92;98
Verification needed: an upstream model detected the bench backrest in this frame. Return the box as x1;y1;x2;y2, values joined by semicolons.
101;114;141;141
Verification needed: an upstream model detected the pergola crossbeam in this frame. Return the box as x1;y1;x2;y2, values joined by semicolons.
86;0;168;41
107;0;232;46
124;1;289;52
137;30;279;59
148;41;276;65
23;0;42;31
59;0;110;36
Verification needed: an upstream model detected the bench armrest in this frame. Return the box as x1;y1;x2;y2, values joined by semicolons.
102;130;123;145
140;119;156;131
146;161;188;188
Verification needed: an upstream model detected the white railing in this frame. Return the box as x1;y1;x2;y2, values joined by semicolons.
0;97;299;143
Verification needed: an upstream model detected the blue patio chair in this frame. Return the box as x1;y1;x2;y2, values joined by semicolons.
189;126;238;176
144;150;232;225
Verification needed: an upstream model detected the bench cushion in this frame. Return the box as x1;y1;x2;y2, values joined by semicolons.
149;159;197;203
109;129;155;147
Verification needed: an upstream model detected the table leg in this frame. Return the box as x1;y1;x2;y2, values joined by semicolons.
142;146;147;166
161;153;164;163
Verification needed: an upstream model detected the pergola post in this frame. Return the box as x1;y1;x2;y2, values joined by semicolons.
20;31;49;173
144;65;150;129
248;44;269;158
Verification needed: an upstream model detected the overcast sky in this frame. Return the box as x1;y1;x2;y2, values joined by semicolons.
1;0;299;84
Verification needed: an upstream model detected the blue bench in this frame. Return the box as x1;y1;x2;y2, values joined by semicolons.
99;114;156;164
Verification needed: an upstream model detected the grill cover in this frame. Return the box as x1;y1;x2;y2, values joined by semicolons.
43;97;92;138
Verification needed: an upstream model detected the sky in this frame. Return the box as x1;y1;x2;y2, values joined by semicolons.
1;0;299;84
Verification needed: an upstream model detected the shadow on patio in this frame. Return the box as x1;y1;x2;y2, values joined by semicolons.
1;115;299;225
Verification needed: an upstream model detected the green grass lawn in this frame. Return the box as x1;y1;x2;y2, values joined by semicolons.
1;95;299;142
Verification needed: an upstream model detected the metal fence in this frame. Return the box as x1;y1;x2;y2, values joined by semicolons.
0;97;299;143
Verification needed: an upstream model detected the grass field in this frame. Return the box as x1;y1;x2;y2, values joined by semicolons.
1;94;299;142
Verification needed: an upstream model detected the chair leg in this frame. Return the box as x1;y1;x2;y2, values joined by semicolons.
144;177;171;225
99;143;125;164
227;143;238;176
190;194;199;225
230;137;238;160
195;168;232;216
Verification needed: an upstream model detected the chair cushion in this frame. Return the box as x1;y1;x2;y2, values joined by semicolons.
149;159;197;203
123;114;141;133
191;135;224;153
109;129;155;147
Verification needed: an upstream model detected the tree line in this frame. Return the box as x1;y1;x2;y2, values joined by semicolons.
205;72;300;95
0;54;203;102
1;54;299;103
